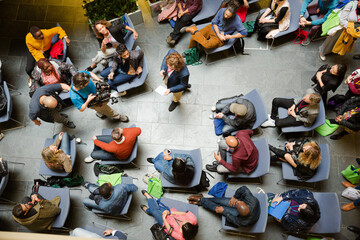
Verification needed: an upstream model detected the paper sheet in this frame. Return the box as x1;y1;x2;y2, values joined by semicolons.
155;85;167;95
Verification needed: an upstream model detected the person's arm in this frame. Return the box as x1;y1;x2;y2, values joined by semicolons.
60;83;70;91
168;73;189;92
284;153;298;168
211;10;226;41
93;139;115;153
26;37;45;62
339;118;360;131
123;183;138;193
161;159;176;183
170;210;187;215
89;71;102;83
299;0;312;17
219;155;240;173
274;7;289;23
296;109;318;125
339;2;353;28
348;82;360;95
51;26;68;40
311;8;334;25
221;114;237;128
79;94;96;112
135;50;144;75
260;8;272;21
125;25;139;40
111;53;120;73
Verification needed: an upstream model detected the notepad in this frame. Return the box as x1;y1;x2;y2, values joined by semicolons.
268;201;290;220
155;85;167;95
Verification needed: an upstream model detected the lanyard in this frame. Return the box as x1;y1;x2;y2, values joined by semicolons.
290;205;299;213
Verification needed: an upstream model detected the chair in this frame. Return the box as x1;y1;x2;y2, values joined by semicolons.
287;236;303;240
161;148;202;193
58;57;73;102
99;124;139;168
241;89;268;130
38;186;70;230
192;0;223;23
278;98;325;139
0;81;25;131
84;222;127;239
220;188;268;236
92;176;134;220
116;46;150;94
277;143;330;186
50;23;68;62
109;13;136;50
196;23;246;65
39;136;76;178
155;197;199;223
226;138;270;183
0;168;11;204
309;192;341;234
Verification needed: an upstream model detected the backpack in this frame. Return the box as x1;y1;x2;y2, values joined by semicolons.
50;40;64;59
193;171;213;192
147;177;163;199
183;47;202;66
93;162;124;176
0;84;7;116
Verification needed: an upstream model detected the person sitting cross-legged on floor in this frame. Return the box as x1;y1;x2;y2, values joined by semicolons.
213;97;256;136
188;186;260;227
100;43;144;97
261;89;321;128
148;149;195;185
12;192;61;232
184;0;247;50
84;127;141;163
206;130;259;174
82;182;138;215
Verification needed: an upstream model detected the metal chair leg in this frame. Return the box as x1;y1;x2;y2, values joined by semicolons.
6;161;25;165
270;38;275;50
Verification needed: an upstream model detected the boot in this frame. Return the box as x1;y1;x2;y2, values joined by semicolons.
341;202;356;211
342;181;356;188
187;194;203;202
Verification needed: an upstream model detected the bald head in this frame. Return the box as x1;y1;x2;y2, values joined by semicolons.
42;96;58;109
225;136;239;148
236;201;250;217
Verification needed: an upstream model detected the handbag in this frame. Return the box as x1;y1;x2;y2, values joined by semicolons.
147;177;163;199
150;223;173;240
315;119;340;136
50;40;64;59
183;47;202;66
294;29;308;45
342;187;360;200
321;3;351;36
341;164;360;184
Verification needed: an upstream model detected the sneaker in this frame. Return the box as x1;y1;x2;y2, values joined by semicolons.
110;91;122;98
118;115;129;122
84;156;95;163
147;158;154;164
330;134;342;140
168;101;179;112
319;53;326;61
85;66;94;72
166;35;172;44
96;113;106;119
187;84;192;89
211;106;216;112
261;119;276;128
209;113;214;120
81;181;90;188
64;121;76;129
301;37;311;46
180;24;196;34
168;40;176;48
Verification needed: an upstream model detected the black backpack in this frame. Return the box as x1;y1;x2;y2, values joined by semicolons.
193;171;214;192
0;84;7;117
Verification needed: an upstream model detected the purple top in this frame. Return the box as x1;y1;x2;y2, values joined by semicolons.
176;0;203;15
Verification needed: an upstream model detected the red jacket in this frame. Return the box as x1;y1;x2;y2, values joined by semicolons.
219;130;259;173
349;68;360;95
94;127;141;160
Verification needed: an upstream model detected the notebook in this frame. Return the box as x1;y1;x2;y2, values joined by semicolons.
268;201;291;220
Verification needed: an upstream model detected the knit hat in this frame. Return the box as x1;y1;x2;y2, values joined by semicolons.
230;103;247;116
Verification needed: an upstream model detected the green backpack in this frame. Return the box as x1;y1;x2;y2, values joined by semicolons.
342;165;360;184
147;177;163;199
315;119;339;136
184;47;202;66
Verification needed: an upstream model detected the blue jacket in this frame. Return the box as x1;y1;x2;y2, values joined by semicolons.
300;0;339;25
279;189;320;233
160;49;190;93
98;183;138;215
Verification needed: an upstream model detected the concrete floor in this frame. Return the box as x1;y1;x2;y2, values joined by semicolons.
0;0;360;239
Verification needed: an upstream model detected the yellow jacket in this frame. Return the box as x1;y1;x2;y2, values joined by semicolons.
332;22;360;55
26;27;67;61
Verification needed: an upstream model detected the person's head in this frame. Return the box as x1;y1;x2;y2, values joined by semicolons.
30;26;43;40
225;135;239;148
41;144;58;161
303;93;321;106
42;96;58;109
37;58;53;74
165;52;185;72
116;43;129;59
73;72;90;89
181;222;198;240
111;128;123;141
298;141;321;170
230;103;247;116
12;203;30;218
172;157;186;173
236;201;250;217
93;20;112;39
224;0;241;19
99;182;113;199
298;202;320;224
330;64;347;79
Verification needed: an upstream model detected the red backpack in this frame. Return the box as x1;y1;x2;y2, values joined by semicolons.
50;40;64;59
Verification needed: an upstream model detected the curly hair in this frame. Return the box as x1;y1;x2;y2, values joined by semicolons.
165;52;185;72
298;141;321;170
93;20;112;39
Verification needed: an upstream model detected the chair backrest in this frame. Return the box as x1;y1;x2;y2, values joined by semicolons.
192;0;223;23
124;13;136;50
274;0;303;38
242;89;268;129
49;23;67;62
0;81;11;123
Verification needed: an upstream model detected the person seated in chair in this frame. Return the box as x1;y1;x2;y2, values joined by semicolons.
12;192;61;232
148;149;195;185
188;186;260;227
206;130;258;174
268;189;320;233
269;140;321;181
84;127;141;163
212;97;256;136
29;83;75;129
82;182;138;215
261;89;321;128
184;0;247;50
328;96;360;140
71;227;127;239
41;132;73;173
100;43;144;97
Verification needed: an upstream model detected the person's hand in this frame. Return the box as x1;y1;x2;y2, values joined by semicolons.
65;37;71;45
243;0;249;8
163;149;170;156
31;194;39;203
33;119;41;126
162;210;170;218
335;115;343;122
102;38;109;46
215;206;224;214
160;70;165;77
299;16;306;26
133;31;138;40
59;132;64;140
178;9;184;18
215;113;224;119
345;75;353;84
108;72;114;80
224;34;232;40
136;67;143;75
103;229;113;236
316;8;320;14
164;89;171;95
218;33;226;42
92;135;97;141
87;93;96;102
259;18;267;24
214;152;222;162
271;195;283;205
285;142;295;150
228;197;237;207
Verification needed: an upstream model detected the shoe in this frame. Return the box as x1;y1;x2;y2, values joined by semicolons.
0;133;4;141
211;106;216;112
168;101;179;112
261;119;276;127
301;37;311;46
319;53;326;61
169;40;176;48
119;91;127;96
209;113;214;120
187;84;191;89
341;202;356;211
212;160;220;166
180;24;196;33
140;204;150;214
330;134;343;140
64;121;76;129
353;55;360;60
60;113;68;118
166;35;172;44
206;164;218;172
187;194;203;202
119;115;129;122
356;158;360;166
347;225;360;234
85;66;94;72
84;156;95;163
141;190;152;199
342;181;356;188
147;158;154;164
184;25;198;34
96;113;106;119
81;181;90;188
188;200;200;205
110;91;122;98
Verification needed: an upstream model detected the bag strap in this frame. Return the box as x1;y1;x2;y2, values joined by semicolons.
71;86;87;102
157;198;171;215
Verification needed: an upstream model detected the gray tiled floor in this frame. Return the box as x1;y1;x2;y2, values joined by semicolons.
0;0;360;239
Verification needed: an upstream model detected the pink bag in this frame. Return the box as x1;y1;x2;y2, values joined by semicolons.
158;2;178;22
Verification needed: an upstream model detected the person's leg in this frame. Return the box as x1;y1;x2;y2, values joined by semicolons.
100;66;112;78
91;103;120;119
87;183;99;194
216;164;233;173
275;115;303;128
108;73;136;90
200;197;237;215
50;109;73;126
70;228;102;238
91;150;117;160
191;25;224;49
146;198;164;225
59;132;71;155
170;13;196;42
270;98;295;120
26;51;36;77
218;139;228;161
83;197;101;210
330;129;349;140
222;124;236;136
172;91;183;103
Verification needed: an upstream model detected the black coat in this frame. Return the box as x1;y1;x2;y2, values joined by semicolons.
336;96;360;131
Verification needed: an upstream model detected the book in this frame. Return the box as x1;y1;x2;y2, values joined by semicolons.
155;85;167;96
268;201;290;220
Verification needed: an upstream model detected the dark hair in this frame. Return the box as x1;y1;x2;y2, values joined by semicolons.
111;128;123;141
12;204;25;218
99;183;112;199
172;158;194;185
336;64;347;81
116;43;128;55
298;202;320;224
182;222;198;240
226;0;241;14
29;26;41;37
73;72;90;89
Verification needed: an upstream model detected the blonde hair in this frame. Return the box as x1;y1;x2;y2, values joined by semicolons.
41;147;56;162
165;52;185;72
298;141;321;170
93;20;112;39
309;93;321;105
